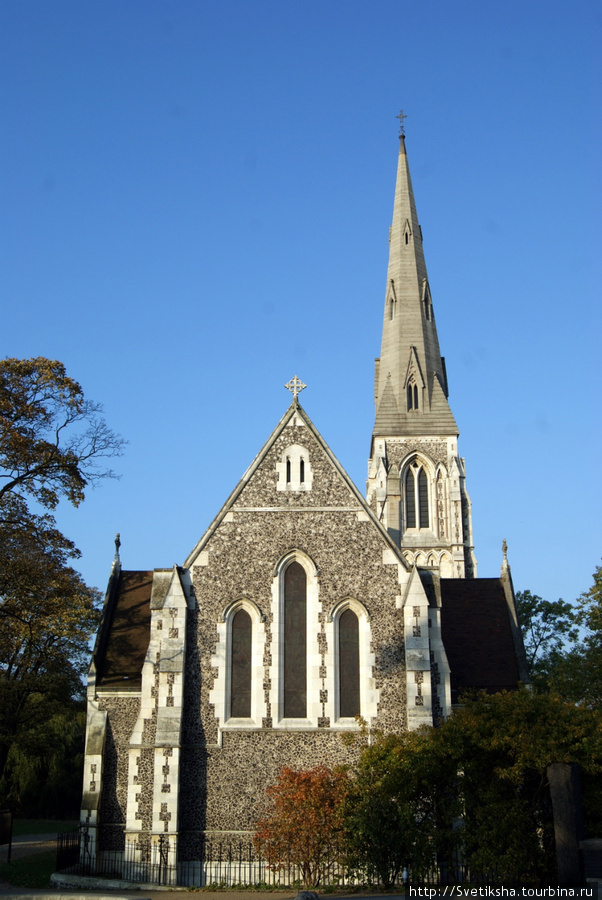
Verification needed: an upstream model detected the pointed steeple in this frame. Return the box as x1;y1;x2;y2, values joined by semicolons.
373;133;457;438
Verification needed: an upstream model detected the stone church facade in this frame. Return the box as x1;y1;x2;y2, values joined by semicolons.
81;127;528;870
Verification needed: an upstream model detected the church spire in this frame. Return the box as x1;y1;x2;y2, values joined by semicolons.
367;121;476;579
373;130;457;438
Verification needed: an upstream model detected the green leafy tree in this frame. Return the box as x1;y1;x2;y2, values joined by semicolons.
515;590;578;686
342;731;461;887
0;500;100;799
0;356;124;512
342;692;602;886
0;357;122;811
435;689;602;884
254;765;349;887
517;568;602;709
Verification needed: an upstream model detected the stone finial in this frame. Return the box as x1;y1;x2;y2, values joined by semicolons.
285;374;307;404
501;538;510;575
114;533;121;565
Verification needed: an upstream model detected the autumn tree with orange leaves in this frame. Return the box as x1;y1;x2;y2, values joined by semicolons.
254;765;349;887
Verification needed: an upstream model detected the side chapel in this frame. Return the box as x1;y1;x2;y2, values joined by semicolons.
81;124;529;866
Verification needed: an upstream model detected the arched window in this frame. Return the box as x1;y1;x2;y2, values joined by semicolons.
405;467;416;527
404;460;430;530
230;609;252;718
283;562;306;718
418;468;429;528
407;377;419;411
277;445;313;492
338;608;359;717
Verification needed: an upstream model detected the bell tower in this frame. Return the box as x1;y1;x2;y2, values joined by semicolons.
367;119;476;578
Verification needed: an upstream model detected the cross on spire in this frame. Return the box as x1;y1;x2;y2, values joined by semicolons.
396;109;408;137
285;375;306;402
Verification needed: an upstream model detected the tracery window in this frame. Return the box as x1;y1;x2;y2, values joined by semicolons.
404;459;430;529
407;377;419;411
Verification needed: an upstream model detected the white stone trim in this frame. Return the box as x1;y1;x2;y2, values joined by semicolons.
269;551;321;728
210;598;267;729
276;443;314;492
324;598;378;727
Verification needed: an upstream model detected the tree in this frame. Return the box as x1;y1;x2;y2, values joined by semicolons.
254;765;349;887
517;568;602;709
342;730;461;888
341;691;602;887
0;357;123;811
0;496;100;796
0;356;124;513
515;590;578;686
431;689;602;884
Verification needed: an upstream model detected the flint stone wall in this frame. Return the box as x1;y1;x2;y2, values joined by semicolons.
97;696;140;849
180;422;407;837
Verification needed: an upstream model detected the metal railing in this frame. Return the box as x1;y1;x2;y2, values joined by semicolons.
56;829;462;888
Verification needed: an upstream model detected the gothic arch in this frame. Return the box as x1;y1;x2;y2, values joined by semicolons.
400;453;435;532
325;598;377;727
270;551;321;726
210;598;266;728
276;444;313;492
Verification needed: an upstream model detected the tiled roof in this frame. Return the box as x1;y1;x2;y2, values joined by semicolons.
96;570;152;690
440;577;521;703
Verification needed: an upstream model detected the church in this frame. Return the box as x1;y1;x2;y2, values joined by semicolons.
81;124;529;870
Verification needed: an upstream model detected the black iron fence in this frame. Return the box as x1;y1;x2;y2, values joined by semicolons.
56;829;459;888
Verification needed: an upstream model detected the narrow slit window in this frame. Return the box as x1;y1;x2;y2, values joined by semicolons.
286;458;291;483
300;458;305;483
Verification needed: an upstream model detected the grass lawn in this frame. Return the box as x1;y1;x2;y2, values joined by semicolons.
0;849;56;889
12;819;78;835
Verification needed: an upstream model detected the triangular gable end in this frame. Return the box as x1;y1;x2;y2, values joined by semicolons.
184;401;410;572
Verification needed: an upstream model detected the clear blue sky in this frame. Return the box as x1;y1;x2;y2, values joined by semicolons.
2;0;600;607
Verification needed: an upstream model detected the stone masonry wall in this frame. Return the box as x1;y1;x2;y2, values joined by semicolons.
180;419;408;841
97;696;140;849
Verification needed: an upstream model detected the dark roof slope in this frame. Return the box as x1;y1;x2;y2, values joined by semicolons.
440;577;521;703
96;570;152;690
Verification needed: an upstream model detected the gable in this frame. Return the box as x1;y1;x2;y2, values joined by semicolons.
185;402;409;573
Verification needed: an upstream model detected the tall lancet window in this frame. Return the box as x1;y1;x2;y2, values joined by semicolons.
405;460;430;530
230;609;252;718
338;608;360;717
407;377;419;411
283;562;307;718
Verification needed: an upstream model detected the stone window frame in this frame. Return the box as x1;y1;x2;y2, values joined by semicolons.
400;452;435;535
210;598;266;730
325;598;378;729
269;550;321;729
276;444;313;492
